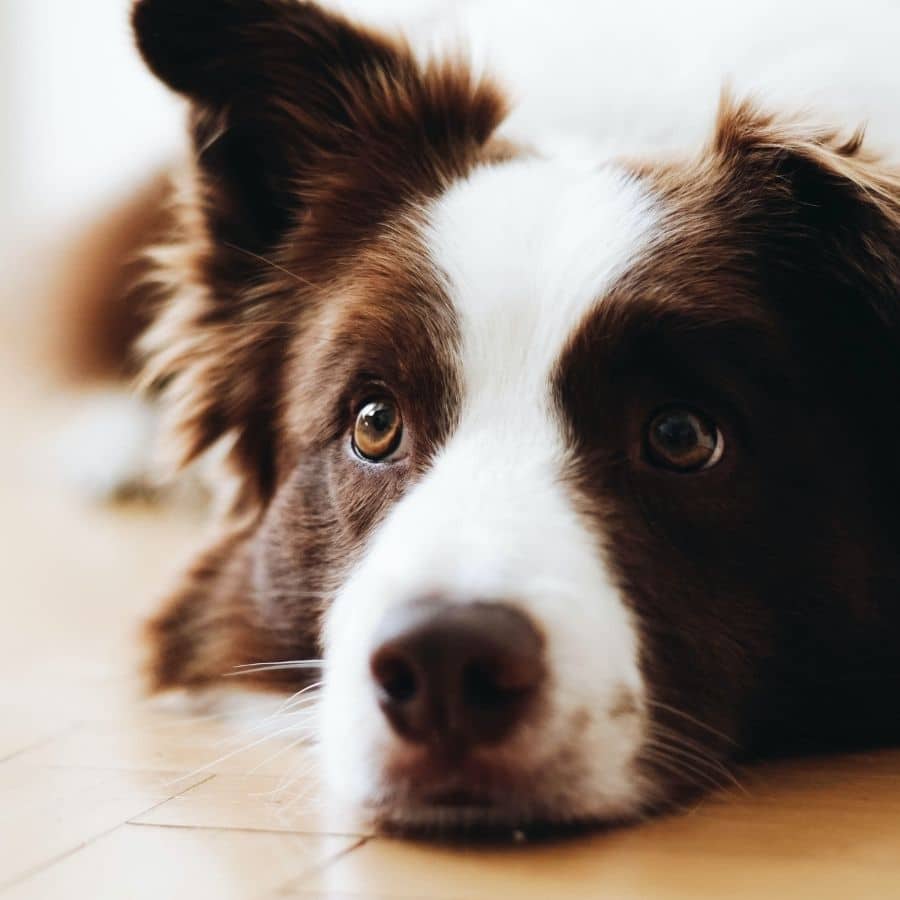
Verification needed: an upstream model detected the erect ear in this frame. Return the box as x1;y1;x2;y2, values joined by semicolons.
132;0;506;255
131;1;506;511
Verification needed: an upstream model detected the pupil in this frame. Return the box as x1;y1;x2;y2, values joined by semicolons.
368;405;393;433
657;415;698;454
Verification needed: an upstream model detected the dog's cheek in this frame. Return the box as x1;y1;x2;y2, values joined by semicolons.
251;450;372;630
530;598;650;817
318;577;397;807
146;526;288;692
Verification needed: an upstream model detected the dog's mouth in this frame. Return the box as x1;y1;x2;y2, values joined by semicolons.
371;792;543;838
369;787;608;841
423;786;493;807
366;759;589;837
368;760;533;835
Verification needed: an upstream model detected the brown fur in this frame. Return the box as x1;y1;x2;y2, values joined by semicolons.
128;1;900;817
133;0;507;515
556;97;900;801
133;0;506;690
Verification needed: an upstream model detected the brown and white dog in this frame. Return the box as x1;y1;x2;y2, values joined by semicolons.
84;0;900;831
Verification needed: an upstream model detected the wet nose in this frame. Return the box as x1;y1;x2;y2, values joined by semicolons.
370;602;545;755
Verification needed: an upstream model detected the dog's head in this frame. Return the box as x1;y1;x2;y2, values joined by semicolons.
135;0;900;830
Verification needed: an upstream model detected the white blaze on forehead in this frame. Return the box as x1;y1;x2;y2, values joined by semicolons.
320;155;661;821
427;155;659;412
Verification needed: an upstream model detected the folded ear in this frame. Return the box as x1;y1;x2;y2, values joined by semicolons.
711;97;900;498
713;97;900;340
132;0;505;254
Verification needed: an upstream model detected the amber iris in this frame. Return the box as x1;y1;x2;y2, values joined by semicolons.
646;407;722;472
353;400;403;461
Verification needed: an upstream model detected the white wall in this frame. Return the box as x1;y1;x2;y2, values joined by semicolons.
3;0;181;232
0;0;444;315
0;0;182;314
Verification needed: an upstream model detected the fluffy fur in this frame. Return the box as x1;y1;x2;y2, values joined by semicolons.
119;0;900;831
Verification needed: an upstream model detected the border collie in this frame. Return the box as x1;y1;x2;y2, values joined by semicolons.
103;0;900;832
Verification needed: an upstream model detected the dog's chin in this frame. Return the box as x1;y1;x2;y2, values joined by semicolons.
363;768;643;840
374;798;533;838
368;792;631;840
363;764;534;836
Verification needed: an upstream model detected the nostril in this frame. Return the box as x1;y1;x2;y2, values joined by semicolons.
463;661;518;709
370;601;545;749
373;653;418;703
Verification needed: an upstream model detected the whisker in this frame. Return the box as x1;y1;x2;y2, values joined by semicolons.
266;681;323;720
234;690;322;741
645;737;746;794
247;728;317;776
649;723;726;760
266;751;321;803
645;737;725;773
641;747;729;794
186;684;322;752
646;723;748;795
223;241;315;287
226;660;324;677
230;659;324;671
645;699;736;745
165;720;309;787
278;766;322;815
641;748;715;792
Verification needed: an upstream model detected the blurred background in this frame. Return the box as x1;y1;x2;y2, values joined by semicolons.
0;0;180;343
0;0;455;681
0;0;446;374
0;0;194;771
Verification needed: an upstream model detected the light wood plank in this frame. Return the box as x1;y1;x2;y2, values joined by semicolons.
0;764;211;890
134;772;372;837
295;825;900;900
15;715;315;778
296;753;900;899
3;822;360;900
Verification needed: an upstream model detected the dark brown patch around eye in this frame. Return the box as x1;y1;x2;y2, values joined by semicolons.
645;407;723;472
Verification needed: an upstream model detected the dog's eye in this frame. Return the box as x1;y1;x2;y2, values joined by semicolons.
352;399;403;462
645;407;723;472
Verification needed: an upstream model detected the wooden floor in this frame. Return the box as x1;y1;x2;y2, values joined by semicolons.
3;346;900;899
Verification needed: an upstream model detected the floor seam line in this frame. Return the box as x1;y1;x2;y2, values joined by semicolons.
0;772;217;894
126;819;371;839
0;721;81;766
272;837;370;897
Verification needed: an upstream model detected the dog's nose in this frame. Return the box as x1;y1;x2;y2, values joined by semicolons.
370;602;544;754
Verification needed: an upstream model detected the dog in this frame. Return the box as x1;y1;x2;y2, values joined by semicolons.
75;0;900;832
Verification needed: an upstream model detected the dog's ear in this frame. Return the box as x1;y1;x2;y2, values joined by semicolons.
713;96;900;340
132;0;505;255
131;0;505;510
712;97;900;498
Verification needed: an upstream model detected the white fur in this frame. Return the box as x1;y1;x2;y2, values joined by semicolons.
109;0;900;825
320;157;660;824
